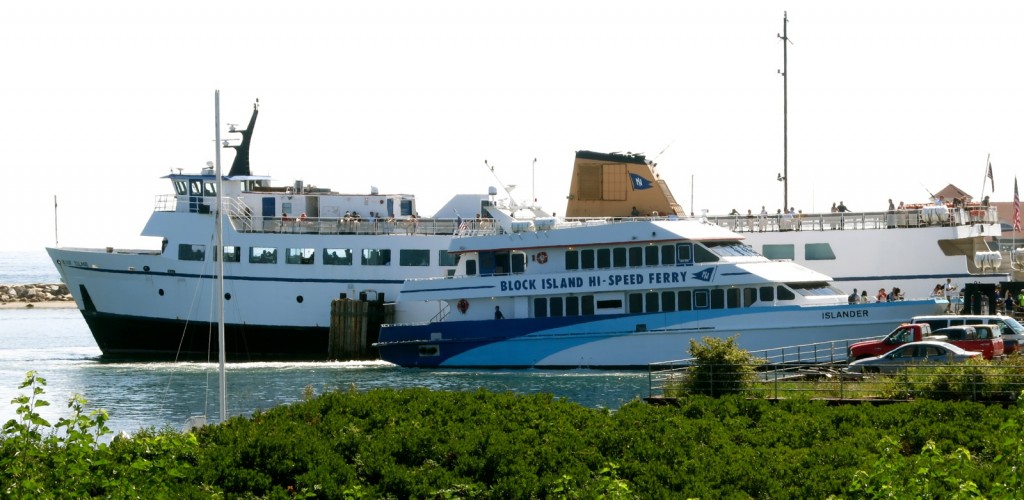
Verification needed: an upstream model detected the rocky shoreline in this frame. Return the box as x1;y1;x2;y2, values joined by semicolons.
1;283;74;306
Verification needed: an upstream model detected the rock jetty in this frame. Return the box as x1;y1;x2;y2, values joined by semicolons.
0;283;74;305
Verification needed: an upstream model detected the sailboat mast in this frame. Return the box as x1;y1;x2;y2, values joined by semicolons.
214;90;227;422
779;11;790;211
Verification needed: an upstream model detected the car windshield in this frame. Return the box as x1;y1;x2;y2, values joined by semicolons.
1003;317;1024;335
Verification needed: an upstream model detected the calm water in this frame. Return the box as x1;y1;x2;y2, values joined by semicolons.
0;251;649;434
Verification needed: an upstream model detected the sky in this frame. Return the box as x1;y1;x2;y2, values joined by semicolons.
3;1;1024;251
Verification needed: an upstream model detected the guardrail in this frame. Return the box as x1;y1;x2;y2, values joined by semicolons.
650;355;1024;402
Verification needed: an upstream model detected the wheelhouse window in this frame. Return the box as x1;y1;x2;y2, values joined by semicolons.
173;180;187;195
324;248;353;265
596;248;612;269
286;248;315;264
660;245;675;265
565;250;579;270
400;249;430;266
362;249;392;266
580;249;595;270
788;282;843;296
217;246;240;262
613;247;627;267
177;244;206;261
805;243;837;260
438;251;459;267
249;247;277;264
644;245;659;266
762;244;795;260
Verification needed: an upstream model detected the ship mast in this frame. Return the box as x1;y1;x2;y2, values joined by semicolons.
214;90;227;423
778;11;791;211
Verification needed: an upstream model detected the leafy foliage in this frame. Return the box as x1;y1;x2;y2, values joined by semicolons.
3;371;1024;498
683;335;764;396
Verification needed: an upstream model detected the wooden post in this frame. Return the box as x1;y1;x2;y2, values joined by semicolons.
329;298;395;360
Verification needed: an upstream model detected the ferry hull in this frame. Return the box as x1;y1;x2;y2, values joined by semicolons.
80;310;333;361
376;299;947;368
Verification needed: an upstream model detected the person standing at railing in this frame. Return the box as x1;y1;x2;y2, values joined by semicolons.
837;201;849;230
758;206;768;232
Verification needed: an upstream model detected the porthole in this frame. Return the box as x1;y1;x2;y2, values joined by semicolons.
143;265;150;272
158;289;164;296
296;296;304;303
224;293;232;301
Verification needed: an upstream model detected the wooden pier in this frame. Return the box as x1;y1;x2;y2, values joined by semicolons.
328;296;393;360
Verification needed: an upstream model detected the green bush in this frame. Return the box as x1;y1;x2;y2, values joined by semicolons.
683;335;764;396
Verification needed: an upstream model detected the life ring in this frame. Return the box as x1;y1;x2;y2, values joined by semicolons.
535;251;548;264
456;299;469;314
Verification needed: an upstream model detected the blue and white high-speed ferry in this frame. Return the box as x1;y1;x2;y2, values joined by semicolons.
375;208;948;368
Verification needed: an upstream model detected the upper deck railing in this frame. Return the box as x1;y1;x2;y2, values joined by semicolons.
705;206;998;233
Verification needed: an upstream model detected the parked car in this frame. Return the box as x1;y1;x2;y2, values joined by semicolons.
911;314;1024;355
845;341;983;374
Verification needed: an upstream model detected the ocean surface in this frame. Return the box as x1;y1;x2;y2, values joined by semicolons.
0;251;650;435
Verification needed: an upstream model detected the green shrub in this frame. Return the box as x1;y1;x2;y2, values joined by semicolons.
683;335;764;396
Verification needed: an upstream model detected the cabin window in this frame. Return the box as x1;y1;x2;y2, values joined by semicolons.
596;248;611;269
805;243;837;260
399;249;430;267
710;289;725;309
438;251;459;267
285;248;315;264
661;291;676;312
661;245;675;266
762;244;795;260
613;247;627;267
216;246;240;263
534;298;548;318
173;180;187;195
693;245;719;263
511;252;526;274
693;290;710;309
203;182;217;197
566;296;580;316
361;249;392;266
177;244;206;261
550;297;564;317
582;295;596;315
645;245;659;266
465;259;477;276
776;286;796;301
676;243;693;264
565;250;579;270
759;286;775;302
323;249;353;265
580;249;595;270
189;180;203;196
628;293;644;313
249;247;277;264
743;287;757;306
727;288;741;308
628;247;643;267
678;290;693;310
596;298;622;310
645;292;660;312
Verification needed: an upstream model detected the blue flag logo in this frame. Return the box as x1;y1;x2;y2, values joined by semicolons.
693;268;716;282
629;173;653;190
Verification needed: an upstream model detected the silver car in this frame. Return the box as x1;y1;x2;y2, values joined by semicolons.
846;340;982;374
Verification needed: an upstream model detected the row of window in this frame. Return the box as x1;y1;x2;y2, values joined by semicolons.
563;242;759;271
177;244;459;267
532;284;838;318
761;243;837;261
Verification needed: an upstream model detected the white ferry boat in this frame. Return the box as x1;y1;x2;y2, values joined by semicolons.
374;207;948;368
564;150;1008;300
46;102;502;360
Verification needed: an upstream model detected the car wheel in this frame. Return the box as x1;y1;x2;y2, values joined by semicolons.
865;366;880;374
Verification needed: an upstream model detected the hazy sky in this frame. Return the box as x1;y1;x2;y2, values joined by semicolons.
3;1;1024;251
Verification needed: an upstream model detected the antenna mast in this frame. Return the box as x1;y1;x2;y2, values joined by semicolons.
778;11;791;211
